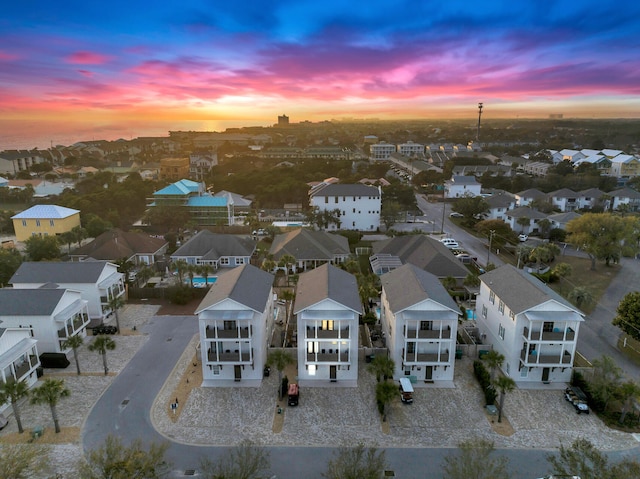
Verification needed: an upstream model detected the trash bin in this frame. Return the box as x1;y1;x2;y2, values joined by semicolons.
455;349;463;359
479;350;489;359
365;355;372;363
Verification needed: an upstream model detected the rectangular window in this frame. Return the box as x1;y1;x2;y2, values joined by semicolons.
236;257;246;265
322;320;334;331
36;219;41;227
482;305;487;318
498;324;505;340
334;197;338;203
420;321;432;330
489;291;495;304
543;322;553;333
407;342;416;354
324;197;328;204
220;258;230;265
212;365;220;375
498;300;505;314
50;219;55;226
22;220;27;227
509;310;515;321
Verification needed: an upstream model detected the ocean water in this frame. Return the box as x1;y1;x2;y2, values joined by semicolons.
0;119;271;151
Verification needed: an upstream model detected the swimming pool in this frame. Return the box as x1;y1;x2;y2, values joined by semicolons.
184;276;218;287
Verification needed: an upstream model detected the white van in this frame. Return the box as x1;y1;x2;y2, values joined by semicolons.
399;378;414;404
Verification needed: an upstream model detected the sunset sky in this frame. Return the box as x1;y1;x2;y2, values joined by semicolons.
1;0;639;125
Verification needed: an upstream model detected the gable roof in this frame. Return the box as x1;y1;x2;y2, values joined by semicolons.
10;261;112;284
609;187;640;199
485;192;516;208
504;206;549;220
309;183;380;198
0;288;67;315
448;175;480;185
371;235;469;278
294;263;362;314
381;264;459;313
11;204;79;219
269;229;349;261
72;228;166;261
516;188;546;199
480;264;582;315
153;179;202;196
546;211;582;223
171;231;255;259
547;188;578;198
195;264;273;313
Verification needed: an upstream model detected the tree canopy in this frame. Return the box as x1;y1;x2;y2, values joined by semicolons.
451;194;489;225
613;292;640;341
565;213;640;270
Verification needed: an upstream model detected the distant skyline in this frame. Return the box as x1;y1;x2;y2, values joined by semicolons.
1;0;640;127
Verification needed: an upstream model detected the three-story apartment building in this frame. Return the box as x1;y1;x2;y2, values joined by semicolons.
195;265;275;386
380;264;460;383
475;265;584;384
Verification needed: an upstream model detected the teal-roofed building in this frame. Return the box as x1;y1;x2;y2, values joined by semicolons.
147;179;232;226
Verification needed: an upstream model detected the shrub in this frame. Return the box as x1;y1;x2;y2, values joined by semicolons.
168;285;193;305
473;360;497;406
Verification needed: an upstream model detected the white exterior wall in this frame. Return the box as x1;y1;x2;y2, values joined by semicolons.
475;282;581;384
11;264;124;320
397;142;424;157
0;291;89;354
445;183;481;198
370;143;396;160
380;292;458;384
0;329;40;413
198;294;274;386
310;192;381;231
296;299;359;385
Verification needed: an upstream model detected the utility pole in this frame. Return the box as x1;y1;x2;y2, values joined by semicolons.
441;193;446;234
476;102;483;142
486;229;495;266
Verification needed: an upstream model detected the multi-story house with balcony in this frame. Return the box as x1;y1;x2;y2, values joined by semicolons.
294;263;361;385
195;264;275;386
0;149;47;176
0;287;89;355
547;188;580;212
309;183;381;231
0;326;40;413
10;261;125;322
609;187;640;212
475;265;584;384
380;264;460;384
609;154;640;180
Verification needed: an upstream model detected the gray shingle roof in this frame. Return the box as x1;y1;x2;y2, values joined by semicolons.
10;261;111;284
171;231;255;259
504;206;549;219
0;288;66;315
371;235;469;279
72;228;166;261
294;263;362;314
309;183;380;197
269;229;350;261
381;264;459;314
195;264;274;313
480;264;582;315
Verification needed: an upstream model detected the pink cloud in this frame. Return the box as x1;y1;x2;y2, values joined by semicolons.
65;51;111;65
0;51;19;61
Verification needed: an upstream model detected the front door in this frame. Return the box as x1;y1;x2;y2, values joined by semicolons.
330;365;337;382
425;366;433;382
234;365;242;381
542;367;550;382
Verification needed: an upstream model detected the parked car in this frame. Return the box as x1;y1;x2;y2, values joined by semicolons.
440;238;459;249
518;234;529;242
449;212;464;218
93;325;118;335
564;386;589;414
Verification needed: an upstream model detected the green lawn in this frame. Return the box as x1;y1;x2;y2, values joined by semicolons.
545;255;620;314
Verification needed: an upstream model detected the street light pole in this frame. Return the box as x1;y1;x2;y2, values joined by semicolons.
487;230;495;266
441;191;446;234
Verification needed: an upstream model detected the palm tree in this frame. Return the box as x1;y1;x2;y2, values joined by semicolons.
493;376;516;423
516;216;530;233
135;264;155;287
62;334;84;375
261;258;277;273
107;294;125;334
199;263;214;286
186;263;197;288
375;381;398;422
568;286;594;309
369;355;395;383
71;225;88;248
173;260;189;284
482;349;505;380
88;336;117;375
30;378;70;433
266;350;294;400
0;378;30;433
